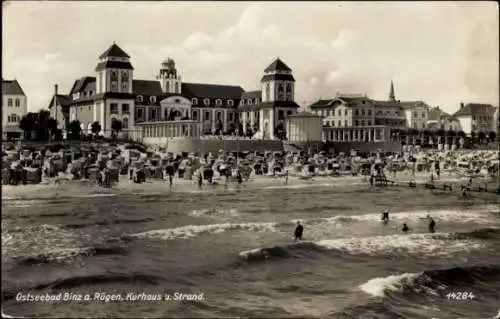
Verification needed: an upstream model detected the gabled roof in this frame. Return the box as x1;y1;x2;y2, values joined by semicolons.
370;100;400;108
99;43;130;59
47;94;71;109
2;79;25;95
309;99;333;109
70;77;96;95
264;58;292;73
181;82;244;99
397;100;427;109
453;103;495;117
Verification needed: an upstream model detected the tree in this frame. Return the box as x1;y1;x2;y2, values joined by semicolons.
91;121;102;137
470;131;477;145
67;120;82;140
488;131;497;143
111;118;123;138
18;111;58;141
19;113;37;140
227;122;237;135
477;131;486;145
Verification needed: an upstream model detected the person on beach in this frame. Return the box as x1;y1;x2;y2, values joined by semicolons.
197;170;203;189
284;167;289;185
381;210;389;223
294;221;303;241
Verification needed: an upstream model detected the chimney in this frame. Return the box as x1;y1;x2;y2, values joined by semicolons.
460;102;464;109
54;84;58;95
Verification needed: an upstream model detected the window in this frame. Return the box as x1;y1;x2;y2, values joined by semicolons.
248;99;252;105
122;104;130;114
111;71;118;81
192;98;198;105
15;99;20;107
229;113;234;121
122;117;129;129
136;108;144;120
111;83;117;92
8;114;17;123
7;98;12;106
204;98;210;105
150;96;156;103
137;95;143;103
338;120;341;126
216;99;222;106
204;111;210;121
361;120;365;126
278;110;284;120
89;91;93;96
355;120;359;126
110;103;119;114
287;111;293;116
241;100;245;106
355;109;359;116
367;110;372;116
192;110;199;120
174;82;179;93
413;111;418;118
227;100;234;106
361;109;365;116
367;120;371;126
344;109;348;116
122;82;128;90
286;83;292;100
278;83;284;100
174;98;181;103
122;71;128;81
344;120;348;126
149;109;157;121
265;83;270;101
331;121;335;127
166;82;170;92
337;109;342;116
255;98;259;104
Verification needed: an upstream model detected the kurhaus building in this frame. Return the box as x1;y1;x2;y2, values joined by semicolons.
49;43;299;140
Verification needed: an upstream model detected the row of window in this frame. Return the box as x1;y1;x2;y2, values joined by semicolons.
472;115;493;121
7;114;19;123
6;98;21;107
240;98;260;106
134;107;236;122
412;112;426;118
323;120;373;127
317;109;375;117
110;103;130;115
135;95;237;107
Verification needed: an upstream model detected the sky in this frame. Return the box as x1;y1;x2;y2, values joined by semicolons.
3;1;499;114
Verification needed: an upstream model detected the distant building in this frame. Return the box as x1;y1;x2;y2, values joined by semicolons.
492;106;499;134
285;111;323;142
48;43;299;140
426;106;461;132
453;102;496;134
2;79;28;139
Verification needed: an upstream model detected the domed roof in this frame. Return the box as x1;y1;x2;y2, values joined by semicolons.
162;57;175;68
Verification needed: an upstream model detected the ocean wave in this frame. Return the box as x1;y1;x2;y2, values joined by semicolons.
17;245;128;265
61;217;155;229
189;208;239;218
129;221;276;241
359;264;500;299
2;193;116;202
240;230;489;262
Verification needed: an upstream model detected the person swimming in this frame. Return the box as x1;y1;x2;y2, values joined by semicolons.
401;223;410;233
294;221;303;241
381;210;389;223
427;215;436;233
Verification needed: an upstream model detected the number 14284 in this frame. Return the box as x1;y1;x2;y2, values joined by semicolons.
446;291;475;301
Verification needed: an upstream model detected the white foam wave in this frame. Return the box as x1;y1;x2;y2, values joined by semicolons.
190;208;239;217
318;205;499;225
359;272;422;297
131;222;276;241
316;232;484;257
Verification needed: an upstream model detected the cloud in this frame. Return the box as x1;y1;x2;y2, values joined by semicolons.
2;2;498;113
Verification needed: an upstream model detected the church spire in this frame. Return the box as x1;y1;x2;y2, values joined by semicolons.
389;80;396;102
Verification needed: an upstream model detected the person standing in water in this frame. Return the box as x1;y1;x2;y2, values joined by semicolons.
401;223;410;233
427;215;436;233
294;221;304;241
381;210;390;223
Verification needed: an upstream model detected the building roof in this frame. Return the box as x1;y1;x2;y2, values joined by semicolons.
99;43;130;59
264;58;292;73
2;79;25;96
286;111;322;118
47;94;71;109
240;90;261;100
70;76;96;95
133;80;163;96
370;100;400;108
181;82;244;99
261;73;295;82
95;61;134;72
453;103;495;117
428;106;451;121
397;100;427;109
309;99;333;109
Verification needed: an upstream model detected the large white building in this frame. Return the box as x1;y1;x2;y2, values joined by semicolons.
2;79;28;139
48;43;299;140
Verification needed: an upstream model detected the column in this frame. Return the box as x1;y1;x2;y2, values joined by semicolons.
242;112;247;134
211;109;216;133
223;109;228;132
